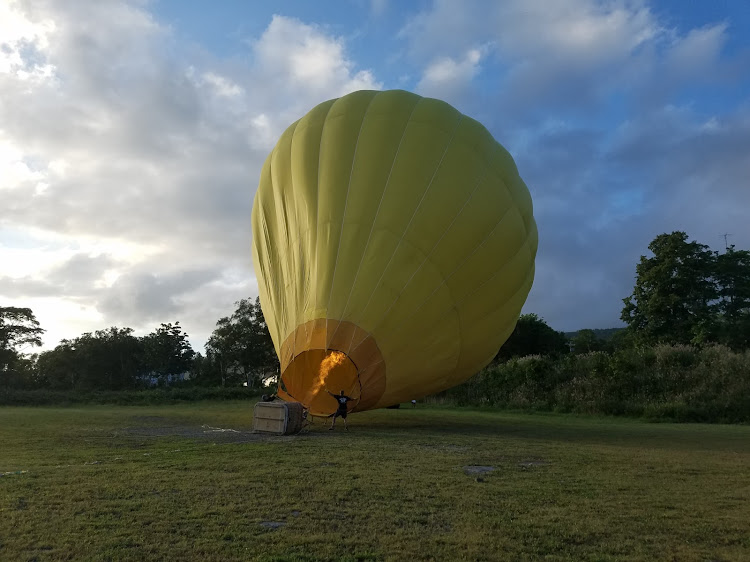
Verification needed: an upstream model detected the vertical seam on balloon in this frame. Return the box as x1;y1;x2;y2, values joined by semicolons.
299;102;336;364
348;193;517;356
257;164;281;347
252;207;270;344
285;120;301;362
323;93;378;351
259;162;276;336
259;210;279;346
354;113;466;332
292;122;310;361
313;100;338;331
335;96;422;354
359;167;487;348
252;222;267;341
269;143;293;342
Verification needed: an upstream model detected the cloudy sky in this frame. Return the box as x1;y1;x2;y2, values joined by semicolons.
2;0;749;353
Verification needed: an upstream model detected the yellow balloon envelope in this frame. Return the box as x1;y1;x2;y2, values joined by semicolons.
252;90;537;416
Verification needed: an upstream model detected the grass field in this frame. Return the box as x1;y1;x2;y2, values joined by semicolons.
1;402;749;561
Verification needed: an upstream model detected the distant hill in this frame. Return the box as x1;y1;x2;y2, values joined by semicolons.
564;328;624;340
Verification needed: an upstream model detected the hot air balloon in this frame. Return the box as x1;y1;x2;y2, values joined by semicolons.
251;89;537;416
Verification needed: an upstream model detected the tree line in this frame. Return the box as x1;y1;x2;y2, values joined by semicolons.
491;231;750;359
0;298;277;392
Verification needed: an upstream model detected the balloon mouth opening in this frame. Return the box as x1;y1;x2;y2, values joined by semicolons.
277;319;387;412
280;349;359;416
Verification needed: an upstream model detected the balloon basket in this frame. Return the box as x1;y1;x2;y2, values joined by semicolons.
253;401;305;435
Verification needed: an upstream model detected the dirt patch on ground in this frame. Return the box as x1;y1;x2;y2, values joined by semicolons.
118;418;306;444
462;459;551;475
463;465;495;475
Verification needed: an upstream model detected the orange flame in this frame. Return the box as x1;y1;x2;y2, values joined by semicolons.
309;351;347;398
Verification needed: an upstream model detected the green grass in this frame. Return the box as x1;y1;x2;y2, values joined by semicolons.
1;403;749;561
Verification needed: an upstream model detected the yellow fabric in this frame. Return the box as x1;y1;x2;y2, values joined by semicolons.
252;89;537;411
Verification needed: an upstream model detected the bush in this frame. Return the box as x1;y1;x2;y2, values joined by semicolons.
0;386;260;406
432;344;750;423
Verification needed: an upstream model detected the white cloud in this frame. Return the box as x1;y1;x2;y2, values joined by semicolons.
664;23;728;78
0;3;382;350
0;0;55;76
253;15;381;96
237;15;383;149
0;136;45;190
417;47;483;99
402;0;661;64
497;0;660;62
201;72;244;98
399;0;743;119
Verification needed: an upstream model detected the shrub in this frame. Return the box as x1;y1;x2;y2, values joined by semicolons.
0;386;260;406
434;344;750;423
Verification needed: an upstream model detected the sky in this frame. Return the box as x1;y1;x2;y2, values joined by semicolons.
2;0;750;353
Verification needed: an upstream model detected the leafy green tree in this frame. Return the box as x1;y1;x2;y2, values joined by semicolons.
36;327;144;391
0;306;45;388
570;329;604;354
190;352;220;386
715;246;750;350
37;341;80;390
142;322;195;383
621;232;717;345
607;328;637;351
494;313;569;361
205;297;276;387
82;327;144;390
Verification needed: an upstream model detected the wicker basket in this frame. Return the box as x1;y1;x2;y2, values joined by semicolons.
253;401;305;435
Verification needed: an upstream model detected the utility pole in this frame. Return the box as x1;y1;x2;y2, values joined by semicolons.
720;233;732;251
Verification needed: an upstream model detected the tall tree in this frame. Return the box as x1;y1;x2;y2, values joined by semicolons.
189;352;223;387
205;297;276;387
83;327;144;390
494;313;569;361
621;232;717;345
37;340;80;390
0;306;45;388
0;306;44;353
570;329;604;354
142;322;195;383
715;246;750;349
